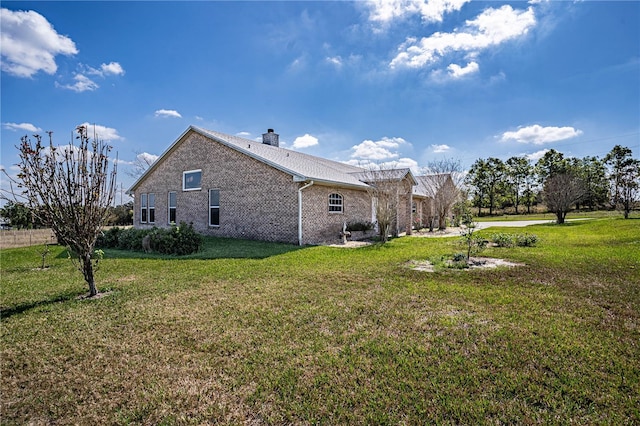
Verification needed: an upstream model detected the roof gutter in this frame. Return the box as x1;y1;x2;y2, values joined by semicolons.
298;180;314;246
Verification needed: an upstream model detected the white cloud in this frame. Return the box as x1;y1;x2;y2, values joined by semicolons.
326;56;343;68
78;122;123;141
155;109;182;119
56;74;99;92
87;61;125;77
3;122;42;132
351;137;408;160
501;124;583;145
0;8;78;78
390;5;536;70
236;131;251;137
430;144;451;153
526;149;550;161
98;61;124;76
366;0;471;25
447;61;479;78
292;134;319;149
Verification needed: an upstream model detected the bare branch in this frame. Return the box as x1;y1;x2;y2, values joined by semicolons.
11;125;117;296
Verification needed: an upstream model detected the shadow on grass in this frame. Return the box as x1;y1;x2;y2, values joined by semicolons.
95;236;304;261
0;290;79;321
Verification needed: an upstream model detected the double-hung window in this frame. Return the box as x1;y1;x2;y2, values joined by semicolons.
140;193;148;223
328;193;343;213
168;192;177;224
148;193;155;223
209;189;220;227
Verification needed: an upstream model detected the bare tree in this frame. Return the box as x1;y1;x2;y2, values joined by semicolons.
125;151;158;179
357;167;414;243
543;174;586;224
421;159;463;230
6;126;117;297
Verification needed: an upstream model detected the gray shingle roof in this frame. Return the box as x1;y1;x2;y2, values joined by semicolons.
128;126;432;194
128;126;371;192
195;127;370;188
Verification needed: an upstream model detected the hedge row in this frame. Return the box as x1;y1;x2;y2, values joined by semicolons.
97;222;203;255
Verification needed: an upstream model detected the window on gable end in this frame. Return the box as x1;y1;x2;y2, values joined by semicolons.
183;169;202;191
328;193;343;213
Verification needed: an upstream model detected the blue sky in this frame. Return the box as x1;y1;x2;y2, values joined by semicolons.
2;1;639;201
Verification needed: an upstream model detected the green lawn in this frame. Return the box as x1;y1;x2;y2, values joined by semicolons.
2;218;639;424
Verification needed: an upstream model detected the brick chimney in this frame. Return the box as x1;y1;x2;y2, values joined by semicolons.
262;128;279;147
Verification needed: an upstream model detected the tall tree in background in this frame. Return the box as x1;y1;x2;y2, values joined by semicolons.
465;157;506;215
505;156;533;214
573;156;608;210
465;158;490;216
421;158;463;229
605;145;640;219
0;201;42;229
11;126;117;297
535;149;569;183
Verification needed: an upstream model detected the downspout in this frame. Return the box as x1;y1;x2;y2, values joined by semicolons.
298;180;314;246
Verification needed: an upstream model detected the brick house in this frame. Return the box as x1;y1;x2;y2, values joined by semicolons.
128;126;431;245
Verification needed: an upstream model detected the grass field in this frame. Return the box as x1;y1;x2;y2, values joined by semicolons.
1;218;639;424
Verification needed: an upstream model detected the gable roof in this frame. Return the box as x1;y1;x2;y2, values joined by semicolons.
349;168;418;186
414;174;455;198
128;126;370;193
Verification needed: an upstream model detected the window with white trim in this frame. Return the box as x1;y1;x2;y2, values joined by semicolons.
183;169;202;191
328;193;343;213
168;192;177;224
209;189;220;227
148;193;155;223
140;193;148;223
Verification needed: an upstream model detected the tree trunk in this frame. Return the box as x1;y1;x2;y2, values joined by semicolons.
81;253;98;297
379;223;389;243
438;213;447;230
555;211;566;224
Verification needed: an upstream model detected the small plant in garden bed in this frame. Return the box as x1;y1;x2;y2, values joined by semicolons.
515;233;538;247
491;232;515;248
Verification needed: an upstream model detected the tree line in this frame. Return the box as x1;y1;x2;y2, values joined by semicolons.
464;145;639;223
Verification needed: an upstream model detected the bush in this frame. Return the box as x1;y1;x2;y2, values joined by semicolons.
96;222;202;255
345;221;374;232
491;233;515;248
452;252;467;262
151;222;202;255
117;228;148;251
515;233;538;247
489;232;538;248
97;227;121;248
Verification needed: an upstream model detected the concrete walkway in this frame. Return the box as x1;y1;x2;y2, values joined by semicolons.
411;218;591;239
474;219;556;229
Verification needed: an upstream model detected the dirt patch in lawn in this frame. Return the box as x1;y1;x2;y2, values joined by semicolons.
407;257;524;272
